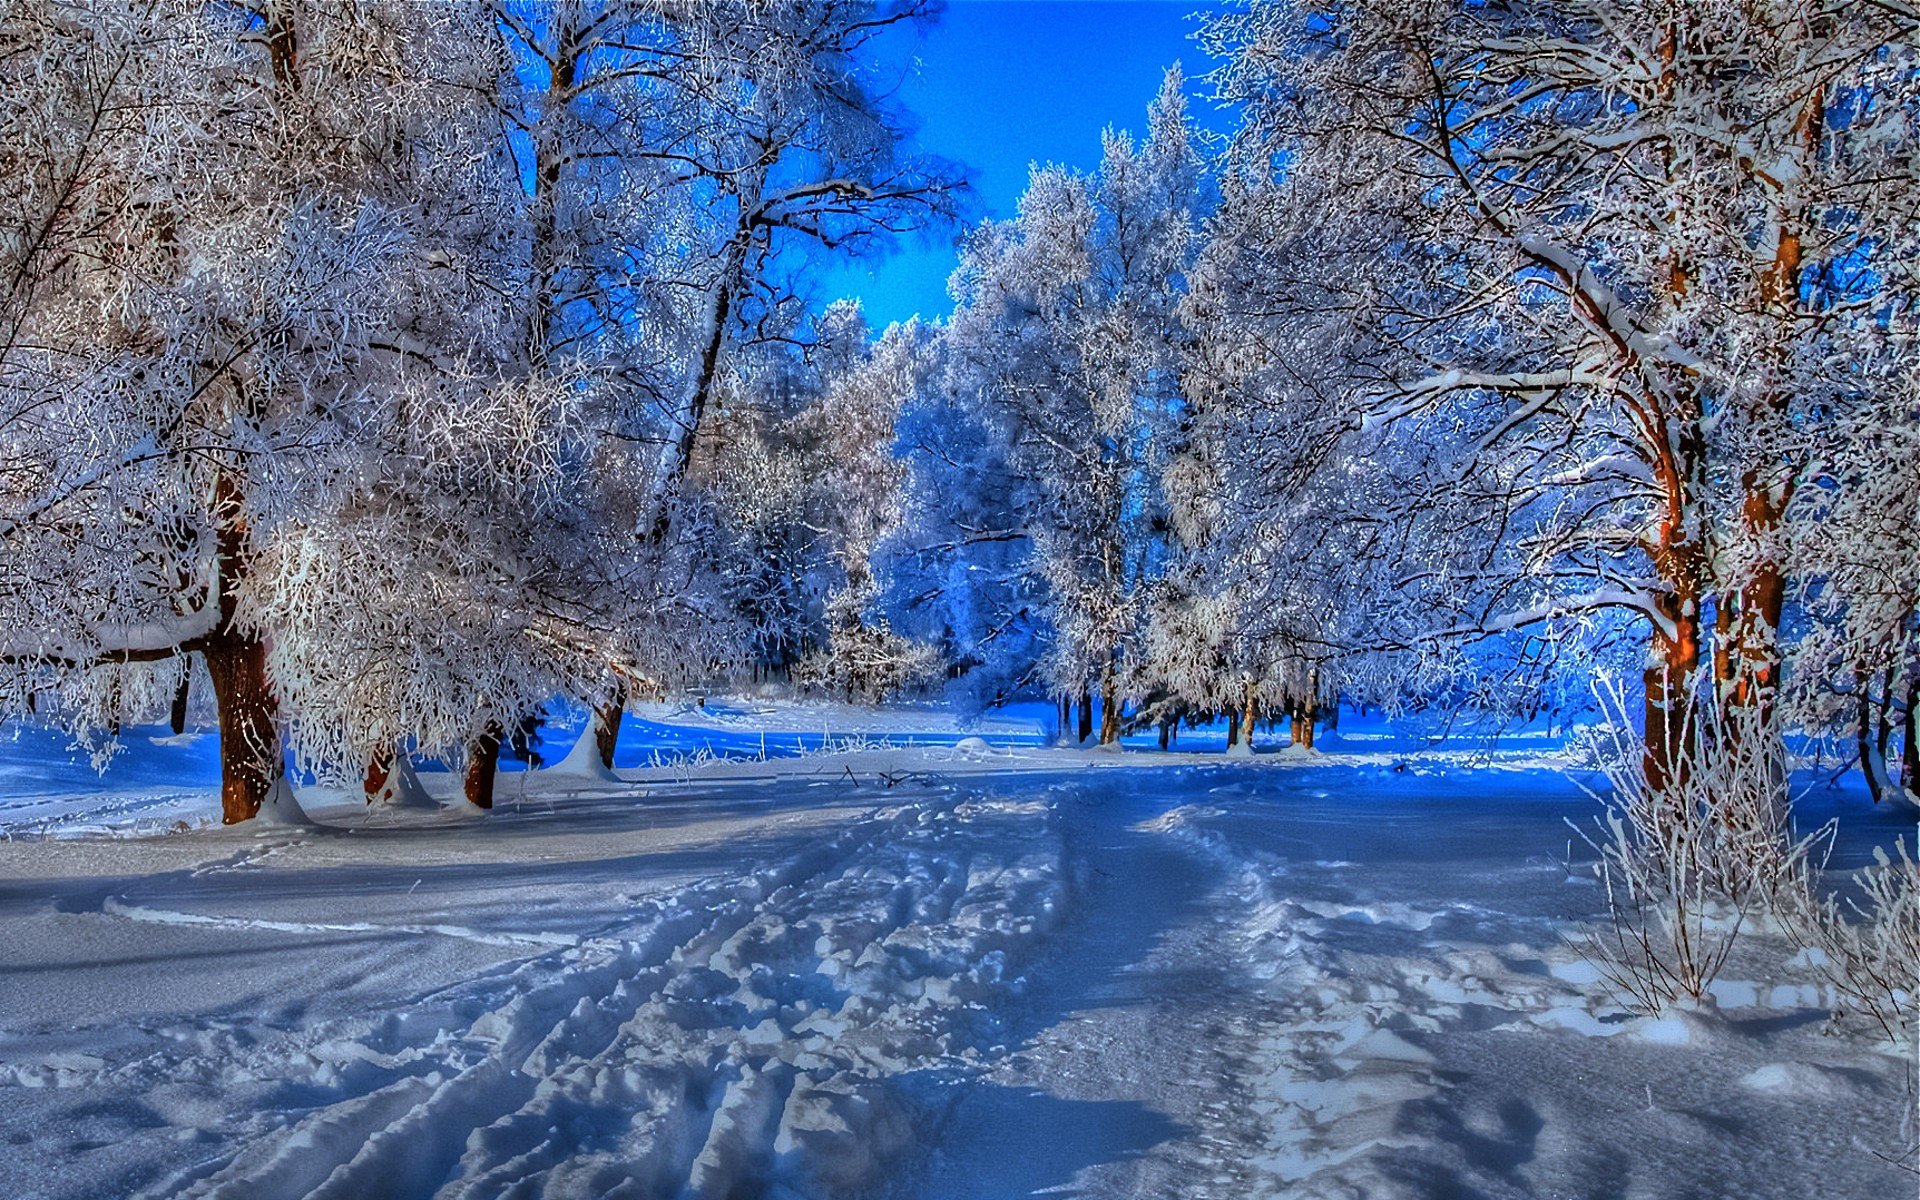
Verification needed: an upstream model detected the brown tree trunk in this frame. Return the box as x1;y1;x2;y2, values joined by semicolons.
363;746;393;804
592;682;626;770
169;657;191;735
1239;678;1257;751
1726;79;1823;731
202;626;283;824
1299;668;1319;750
1644;591;1703;794
465;721;504;810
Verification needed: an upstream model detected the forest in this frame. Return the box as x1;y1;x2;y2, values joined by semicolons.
0;3;1917;1198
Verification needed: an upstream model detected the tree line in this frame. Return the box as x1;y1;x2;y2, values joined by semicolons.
880;0;1919;802
2;1;1915;821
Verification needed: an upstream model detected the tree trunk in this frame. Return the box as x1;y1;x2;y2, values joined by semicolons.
1227;709;1241;748
169;657;191;735
509;711;545;767
465;721;504;810
202;626;283;824
1239;678;1258;752
1158;720;1171;751
1060;695;1072;741
363;746;395;804
1644;592;1703;794
1857;672;1885;805
1076;690;1092;745
1723;78;1823;734
1098;659;1121;745
592;682;626;770
1902;671;1918;804
1299;667;1319;751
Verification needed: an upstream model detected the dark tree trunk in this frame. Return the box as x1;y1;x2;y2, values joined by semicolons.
202;626;283;824
1098;658;1121;746
509;711;545;767
1902;671;1918;804
1227;709;1241;748
1076;691;1092;745
1158;720;1170;751
465;722;503;810
592;682;626;770
1858;673;1885;806
169;657;191;735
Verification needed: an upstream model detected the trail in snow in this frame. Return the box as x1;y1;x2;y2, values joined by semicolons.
0;745;1911;1200
897;768;1914;1200
4;782;1068;1200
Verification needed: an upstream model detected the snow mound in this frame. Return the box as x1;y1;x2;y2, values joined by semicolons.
546;722;618;781
1740;1062;1869;1097
949;736;1001;760
250;779;314;828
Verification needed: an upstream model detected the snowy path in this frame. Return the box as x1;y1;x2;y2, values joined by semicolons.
900;769;1913;1199
0;753;1912;1199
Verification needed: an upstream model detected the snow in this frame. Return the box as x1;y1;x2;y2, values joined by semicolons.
0;707;1911;1199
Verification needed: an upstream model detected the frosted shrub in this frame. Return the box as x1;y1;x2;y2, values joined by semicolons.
1571;682;1821;1013
1790;839;1920;1046
794;618;941;705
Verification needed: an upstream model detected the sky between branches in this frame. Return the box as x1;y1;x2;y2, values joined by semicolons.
817;0;1227;328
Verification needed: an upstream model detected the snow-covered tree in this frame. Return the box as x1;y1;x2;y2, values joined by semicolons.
0;0;964;819
0;1;533;820
1202;0;1920;781
943;68;1205;743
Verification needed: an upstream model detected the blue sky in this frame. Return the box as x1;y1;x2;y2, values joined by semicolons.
815;1;1227;330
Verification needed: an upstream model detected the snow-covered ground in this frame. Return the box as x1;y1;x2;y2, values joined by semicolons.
0;706;1912;1199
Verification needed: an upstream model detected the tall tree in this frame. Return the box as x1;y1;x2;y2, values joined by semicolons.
944;69;1204;743
1203;0;1920;783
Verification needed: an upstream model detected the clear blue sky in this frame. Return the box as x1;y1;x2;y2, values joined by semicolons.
815;0;1227;330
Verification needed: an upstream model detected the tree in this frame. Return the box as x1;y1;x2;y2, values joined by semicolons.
491;0;965;770
943;69;1204;744
1202;0;1920;783
0;1;529;821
